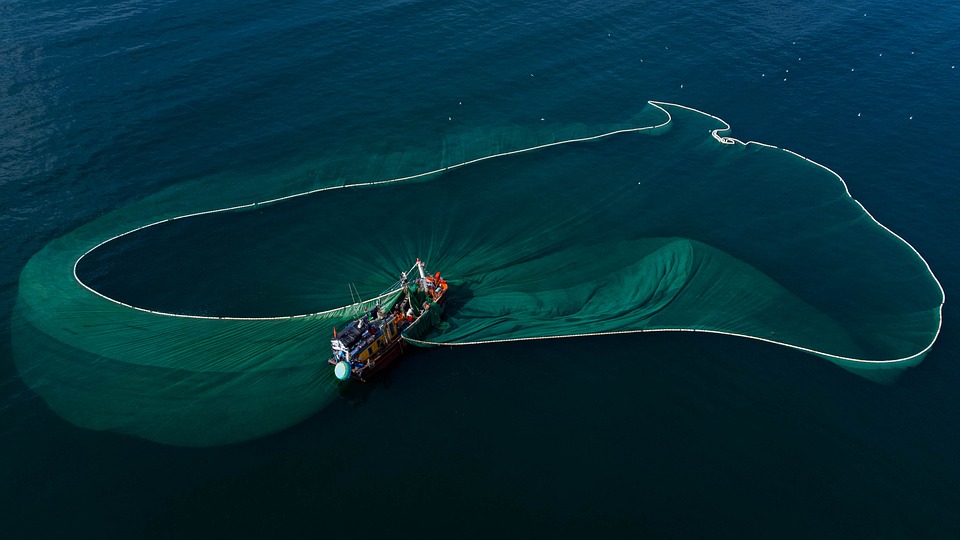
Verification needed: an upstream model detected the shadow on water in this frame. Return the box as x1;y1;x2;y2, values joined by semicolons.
437;280;475;316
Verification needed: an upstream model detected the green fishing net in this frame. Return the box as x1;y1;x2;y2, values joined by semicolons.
13;102;943;446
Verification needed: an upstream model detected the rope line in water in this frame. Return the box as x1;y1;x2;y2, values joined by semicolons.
70;101;945;366
72;104;673;320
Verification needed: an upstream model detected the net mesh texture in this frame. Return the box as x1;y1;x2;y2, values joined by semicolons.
13;102;944;446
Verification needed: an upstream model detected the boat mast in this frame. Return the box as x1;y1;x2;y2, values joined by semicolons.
416;258;427;282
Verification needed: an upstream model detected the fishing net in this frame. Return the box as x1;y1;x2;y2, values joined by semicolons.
12;102;943;446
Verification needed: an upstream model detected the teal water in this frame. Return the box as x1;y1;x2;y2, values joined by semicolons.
3;0;960;537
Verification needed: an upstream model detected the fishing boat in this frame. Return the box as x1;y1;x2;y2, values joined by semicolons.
328;259;448;382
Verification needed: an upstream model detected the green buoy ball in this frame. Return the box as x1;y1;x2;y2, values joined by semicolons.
334;360;351;381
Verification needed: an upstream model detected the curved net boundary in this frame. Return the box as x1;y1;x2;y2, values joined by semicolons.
12;101;945;446
406;102;946;377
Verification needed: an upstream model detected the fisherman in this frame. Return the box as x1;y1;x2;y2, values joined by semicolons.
424;276;436;295
430;272;445;299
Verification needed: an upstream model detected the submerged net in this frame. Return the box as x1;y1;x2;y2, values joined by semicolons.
13;102;943;446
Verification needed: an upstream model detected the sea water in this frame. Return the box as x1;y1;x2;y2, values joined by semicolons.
2;0;959;537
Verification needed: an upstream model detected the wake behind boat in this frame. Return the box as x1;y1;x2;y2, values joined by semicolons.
328;259;448;382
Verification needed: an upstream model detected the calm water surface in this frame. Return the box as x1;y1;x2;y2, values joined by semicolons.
2;0;959;537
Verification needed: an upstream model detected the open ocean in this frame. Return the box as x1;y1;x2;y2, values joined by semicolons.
2;0;960;537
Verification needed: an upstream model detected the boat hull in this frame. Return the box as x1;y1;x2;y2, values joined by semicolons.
327;261;449;382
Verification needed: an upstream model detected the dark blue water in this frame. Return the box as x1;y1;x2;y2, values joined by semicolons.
3;0;960;537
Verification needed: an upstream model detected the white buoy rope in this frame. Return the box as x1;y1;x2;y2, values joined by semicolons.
70;102;944;368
